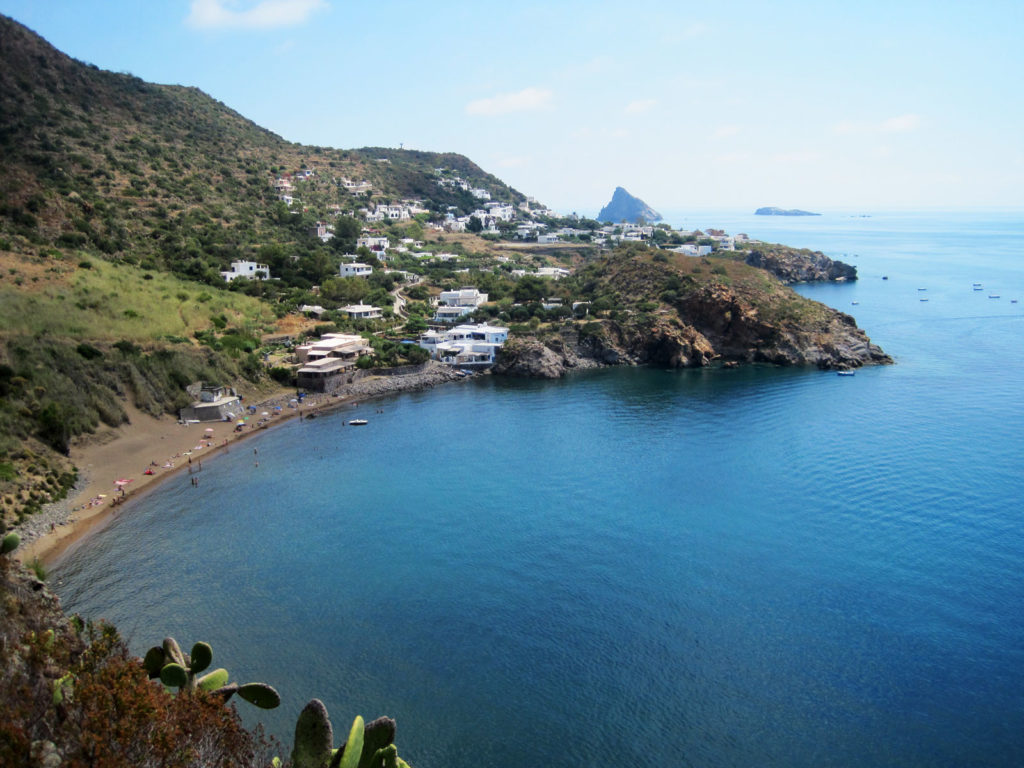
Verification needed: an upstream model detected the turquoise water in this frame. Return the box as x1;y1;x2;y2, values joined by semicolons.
55;211;1024;767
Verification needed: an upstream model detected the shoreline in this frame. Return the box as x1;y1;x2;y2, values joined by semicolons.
16;361;465;568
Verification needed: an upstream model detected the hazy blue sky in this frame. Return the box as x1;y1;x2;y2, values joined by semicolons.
1;0;1021;214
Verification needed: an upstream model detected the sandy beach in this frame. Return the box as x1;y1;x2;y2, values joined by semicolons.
15;362;465;567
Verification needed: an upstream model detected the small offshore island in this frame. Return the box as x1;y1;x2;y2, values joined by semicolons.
755;206;821;216
0;13;889;766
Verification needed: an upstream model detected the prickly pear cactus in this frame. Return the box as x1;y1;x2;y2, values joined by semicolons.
144;636;279;710
292;699;333;768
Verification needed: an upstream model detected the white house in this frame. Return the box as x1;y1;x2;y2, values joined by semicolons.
438;287;488;308
536;234;560;244
470;188;491;200
295;333;371;364
433;305;474;323
340;262;373;278
536;266;571;279
221;260;270;282
341;304;382;320
483;202;516;221
418;323;509;368
671;244;713;257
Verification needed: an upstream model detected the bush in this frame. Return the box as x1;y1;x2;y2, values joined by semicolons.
268;366;294;385
76;343;103;360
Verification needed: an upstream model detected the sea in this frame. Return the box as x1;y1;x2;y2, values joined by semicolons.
54;210;1024;767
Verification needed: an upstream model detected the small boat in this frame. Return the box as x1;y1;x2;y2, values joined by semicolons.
989;295;1000;299
837;370;856;376
920;298;929;302
882;276;888;280
851;301;859;305
917;287;927;291
1012;299;1019;304
973;286;984;290
349;419;368;426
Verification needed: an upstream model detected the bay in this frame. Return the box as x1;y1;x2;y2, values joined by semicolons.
55;210;1024;767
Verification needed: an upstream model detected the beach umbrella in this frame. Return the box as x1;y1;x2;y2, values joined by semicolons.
204;427;215;434
114;478;133;486
236;420;246;426
261;411;270;416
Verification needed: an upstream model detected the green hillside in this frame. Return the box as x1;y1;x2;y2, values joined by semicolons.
0;14;524;286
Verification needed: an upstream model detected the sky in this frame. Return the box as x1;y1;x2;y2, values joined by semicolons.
1;0;1022;215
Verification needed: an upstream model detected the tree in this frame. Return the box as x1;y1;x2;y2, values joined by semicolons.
466;216;483;233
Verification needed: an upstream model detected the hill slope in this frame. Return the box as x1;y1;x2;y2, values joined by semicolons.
0;14;524;283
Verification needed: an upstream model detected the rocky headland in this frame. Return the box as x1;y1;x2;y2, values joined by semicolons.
744;244;857;283
493;245;890;378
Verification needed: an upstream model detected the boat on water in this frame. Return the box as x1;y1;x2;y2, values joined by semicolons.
349;419;368;426
836;370;856;376
989;295;1000;299
920;298;929;302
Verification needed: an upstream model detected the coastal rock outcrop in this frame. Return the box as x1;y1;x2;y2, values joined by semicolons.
744;246;857;284
495;284;890;378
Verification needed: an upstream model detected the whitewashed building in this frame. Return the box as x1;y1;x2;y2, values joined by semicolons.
418;323;509;368
341;304;382;320
340;262;373;278
221;260;270;282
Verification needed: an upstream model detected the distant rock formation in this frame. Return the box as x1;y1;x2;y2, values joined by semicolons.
755;207;820;216
597;187;662;223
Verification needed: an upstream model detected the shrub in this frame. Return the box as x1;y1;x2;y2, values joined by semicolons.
268;366;294;385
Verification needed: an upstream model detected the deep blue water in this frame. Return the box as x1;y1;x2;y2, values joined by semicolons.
55;211;1024;767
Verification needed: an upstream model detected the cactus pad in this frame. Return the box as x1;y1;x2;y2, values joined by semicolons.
292;699;334;768
189;641;213;674
160;662;188;688
237;682;281;709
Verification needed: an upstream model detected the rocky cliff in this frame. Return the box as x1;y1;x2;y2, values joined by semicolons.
744;245;856;283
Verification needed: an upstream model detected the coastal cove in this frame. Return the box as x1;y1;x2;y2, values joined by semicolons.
53;211;1024;767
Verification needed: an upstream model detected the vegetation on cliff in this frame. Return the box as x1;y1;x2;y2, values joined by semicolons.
1;544;411;767
493;242;890;377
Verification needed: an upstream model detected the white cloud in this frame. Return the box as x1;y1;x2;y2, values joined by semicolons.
769;150;823;164
465;87;554;116
880;114;921;133
624;99;657;115
661;21;709;43
834;114;922;136
186;0;328;30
